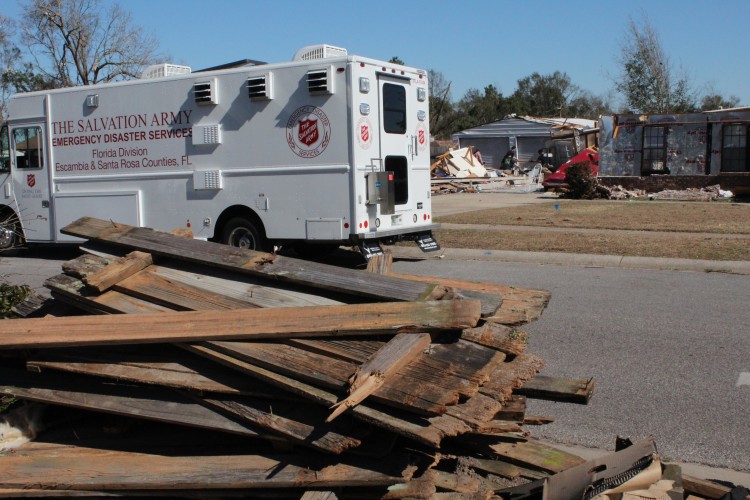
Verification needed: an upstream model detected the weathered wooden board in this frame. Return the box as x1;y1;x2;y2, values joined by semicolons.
458;437;586;474
0;369;263;438
516;375;595;404
114;267;262;311
479;353;545;403
203;340;455;416
460;322;528;357
0;300;481;349
25;345;280;397
328;333;432;421
390;272;551;325
83;251;153;292
61;217;447;303
183;343;451;448
47;274;173;315
0;443;417;491
200;396;368;455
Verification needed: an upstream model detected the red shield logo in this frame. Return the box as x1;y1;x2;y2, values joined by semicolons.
27;174;36;188
418;129;425;145
298;119;319;146
361;125;369;142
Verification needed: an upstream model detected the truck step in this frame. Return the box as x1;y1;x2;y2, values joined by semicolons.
416;232;440;253
358;240;384;260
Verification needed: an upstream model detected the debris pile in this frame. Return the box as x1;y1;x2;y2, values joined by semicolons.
431;147;490;179
0;216;598;497
647;184;734;202
597;184;735;201
0;218;743;498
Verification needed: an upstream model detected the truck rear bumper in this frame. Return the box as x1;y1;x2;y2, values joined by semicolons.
358;223;440;240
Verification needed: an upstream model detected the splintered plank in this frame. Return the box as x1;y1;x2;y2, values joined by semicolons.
61;217;447;303
328;333;432;421
515;376;595;404
204;340;454;416
184;343;450;448
460;323;528;357
25;345;280;397
390;272;551;325
290;338;506;400
0;444;417;491
0;368;263;438
83;251;153;292
494;396;527;422
200;396;367;455
0;300;481;349
479;353;545;403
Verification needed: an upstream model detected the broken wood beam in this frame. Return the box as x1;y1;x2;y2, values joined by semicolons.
0;300;481;349
82;251;153;293
515;376;595;405
61;217;448;303
327;332;432;422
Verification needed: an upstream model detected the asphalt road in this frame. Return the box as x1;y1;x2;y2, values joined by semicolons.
2;241;748;475
393;257;750;473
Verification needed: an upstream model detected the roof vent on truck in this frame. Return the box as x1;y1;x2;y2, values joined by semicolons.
292;44;347;62
141;63;191;79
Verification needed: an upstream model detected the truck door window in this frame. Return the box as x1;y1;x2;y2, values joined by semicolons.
12;126;44;169
383;83;406;134
0;126;9;173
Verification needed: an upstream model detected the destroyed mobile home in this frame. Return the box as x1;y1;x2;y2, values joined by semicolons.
0;217;742;498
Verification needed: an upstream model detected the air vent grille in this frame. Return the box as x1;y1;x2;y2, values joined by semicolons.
247;73;273;100
194;79;217;105
307;67;333;95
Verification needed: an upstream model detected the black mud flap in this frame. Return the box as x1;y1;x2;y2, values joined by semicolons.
357;240;384;260
416;231;440;253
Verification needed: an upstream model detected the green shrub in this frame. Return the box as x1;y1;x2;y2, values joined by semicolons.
0;282;30;318
564;161;598;199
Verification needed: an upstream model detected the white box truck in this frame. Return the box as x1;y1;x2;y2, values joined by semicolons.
0;44;439;258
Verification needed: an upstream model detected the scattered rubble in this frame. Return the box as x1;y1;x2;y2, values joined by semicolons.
0;218;744;498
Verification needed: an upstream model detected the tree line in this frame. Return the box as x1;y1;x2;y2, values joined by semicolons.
1;2;742;136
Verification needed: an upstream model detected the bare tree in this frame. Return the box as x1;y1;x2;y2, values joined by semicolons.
615;16;696;114
20;0;159;87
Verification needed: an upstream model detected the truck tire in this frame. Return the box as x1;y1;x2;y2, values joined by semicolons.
0;214;22;253
221;217;271;252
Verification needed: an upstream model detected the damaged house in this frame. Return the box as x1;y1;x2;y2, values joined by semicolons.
598;107;750;192
452;115;598;170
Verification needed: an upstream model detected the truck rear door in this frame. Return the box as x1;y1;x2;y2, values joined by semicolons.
377;75;418;210
10;123;53;242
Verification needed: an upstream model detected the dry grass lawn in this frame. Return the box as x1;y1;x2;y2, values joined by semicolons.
433;199;750;261
437;200;750;234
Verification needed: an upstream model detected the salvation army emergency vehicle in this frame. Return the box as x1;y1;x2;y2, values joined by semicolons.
0;44;439;257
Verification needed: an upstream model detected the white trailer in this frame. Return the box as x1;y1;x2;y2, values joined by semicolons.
0;44;439;257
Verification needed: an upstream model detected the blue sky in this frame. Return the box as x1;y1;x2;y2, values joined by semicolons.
4;0;750;107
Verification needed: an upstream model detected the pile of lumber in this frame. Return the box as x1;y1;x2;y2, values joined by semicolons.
431;147;490;179
0;217;603;497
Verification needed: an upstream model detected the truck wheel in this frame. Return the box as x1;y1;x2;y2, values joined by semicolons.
0;215;21;252
221;217;271;252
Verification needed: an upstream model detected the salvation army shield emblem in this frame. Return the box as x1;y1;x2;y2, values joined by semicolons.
286;105;331;158
418;129;425;145
361;124;369;143
27;174;36;188
298;119;319;146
